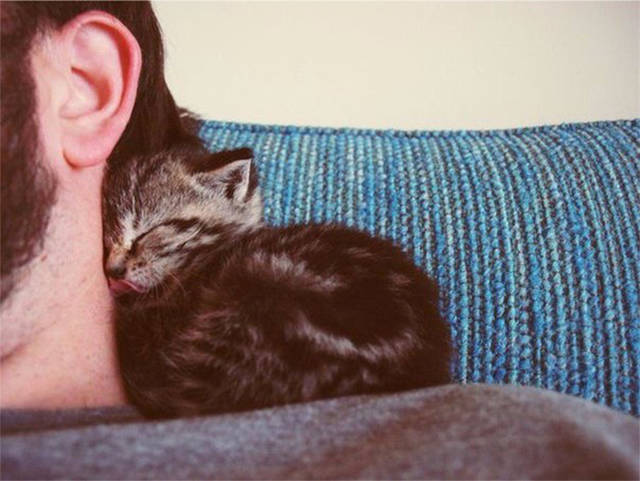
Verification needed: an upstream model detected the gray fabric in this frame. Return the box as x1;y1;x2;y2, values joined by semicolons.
2;384;638;480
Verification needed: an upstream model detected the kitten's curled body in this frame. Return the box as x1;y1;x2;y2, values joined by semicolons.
103;145;451;418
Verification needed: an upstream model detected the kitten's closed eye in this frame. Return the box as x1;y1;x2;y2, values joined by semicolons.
105;217;216;295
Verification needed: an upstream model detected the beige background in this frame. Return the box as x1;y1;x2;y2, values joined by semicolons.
153;1;639;131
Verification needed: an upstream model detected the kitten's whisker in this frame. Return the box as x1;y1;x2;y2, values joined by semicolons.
169;272;188;297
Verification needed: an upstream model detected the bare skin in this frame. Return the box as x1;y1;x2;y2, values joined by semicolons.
0;11;141;408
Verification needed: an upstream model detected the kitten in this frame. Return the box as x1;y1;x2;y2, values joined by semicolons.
103;145;451;418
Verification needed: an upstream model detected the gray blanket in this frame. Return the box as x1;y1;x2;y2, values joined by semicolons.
2;384;638;480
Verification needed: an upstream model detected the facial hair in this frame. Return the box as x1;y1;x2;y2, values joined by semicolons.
1;4;58;304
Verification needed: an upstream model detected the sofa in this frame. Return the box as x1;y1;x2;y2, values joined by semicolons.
199;118;640;415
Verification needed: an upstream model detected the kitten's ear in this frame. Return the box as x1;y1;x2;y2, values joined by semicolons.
216;157;256;202
194;151;257;203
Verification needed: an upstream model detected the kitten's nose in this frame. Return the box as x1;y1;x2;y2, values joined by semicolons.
106;264;127;279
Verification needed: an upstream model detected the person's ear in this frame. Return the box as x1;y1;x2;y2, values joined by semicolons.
58;11;141;168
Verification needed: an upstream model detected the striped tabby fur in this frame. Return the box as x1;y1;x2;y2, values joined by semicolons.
102;145;451;418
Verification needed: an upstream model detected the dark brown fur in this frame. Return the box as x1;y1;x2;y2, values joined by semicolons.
104;147;451;418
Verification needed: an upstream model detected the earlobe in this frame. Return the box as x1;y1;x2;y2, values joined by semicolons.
59;11;141;168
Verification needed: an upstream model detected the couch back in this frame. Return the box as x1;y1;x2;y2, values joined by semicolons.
199;119;640;415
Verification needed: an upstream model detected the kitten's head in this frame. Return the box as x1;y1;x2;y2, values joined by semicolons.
102;146;262;297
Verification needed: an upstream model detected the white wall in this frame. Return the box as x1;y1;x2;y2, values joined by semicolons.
153;1;639;130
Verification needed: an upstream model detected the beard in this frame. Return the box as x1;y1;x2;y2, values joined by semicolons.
1;5;58;304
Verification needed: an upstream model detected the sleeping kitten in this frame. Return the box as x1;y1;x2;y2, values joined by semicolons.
103;145;451;418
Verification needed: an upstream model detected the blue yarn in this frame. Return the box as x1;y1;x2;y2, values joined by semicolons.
199;118;640;415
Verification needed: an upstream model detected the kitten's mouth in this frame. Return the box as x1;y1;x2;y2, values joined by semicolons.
108;278;146;295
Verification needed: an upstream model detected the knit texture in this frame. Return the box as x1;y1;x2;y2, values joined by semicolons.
199;119;640;415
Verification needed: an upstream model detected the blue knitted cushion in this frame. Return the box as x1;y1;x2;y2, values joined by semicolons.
199;119;640;415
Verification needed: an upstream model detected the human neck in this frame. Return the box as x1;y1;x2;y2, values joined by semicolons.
0;165;127;409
